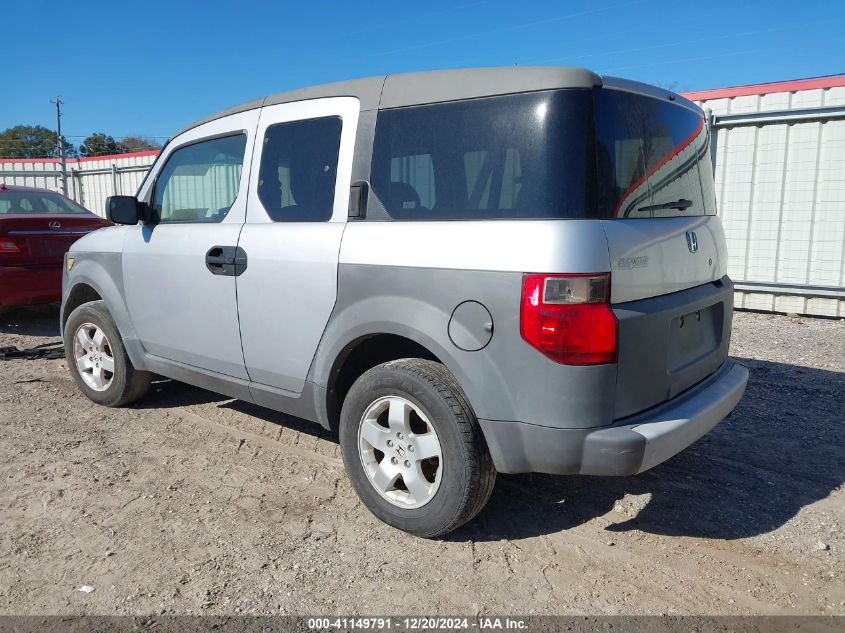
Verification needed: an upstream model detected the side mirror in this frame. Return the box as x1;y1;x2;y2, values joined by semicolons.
106;196;142;225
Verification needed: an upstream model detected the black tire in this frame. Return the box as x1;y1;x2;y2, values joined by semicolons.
63;300;152;407
339;358;496;538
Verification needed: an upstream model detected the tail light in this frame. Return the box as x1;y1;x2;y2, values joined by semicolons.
0;239;20;254
520;273;618;365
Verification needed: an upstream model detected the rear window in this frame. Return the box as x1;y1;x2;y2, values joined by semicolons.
371;88;714;220
371;90;596;220
0;190;91;215
594;88;715;218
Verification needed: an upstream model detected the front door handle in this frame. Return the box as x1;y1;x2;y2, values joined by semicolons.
205;245;247;276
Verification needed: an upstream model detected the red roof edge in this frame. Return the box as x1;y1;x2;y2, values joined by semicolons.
682;74;845;102
0;149;160;164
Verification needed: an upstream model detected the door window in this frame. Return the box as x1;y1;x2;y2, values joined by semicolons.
152;134;247;223
257;116;342;222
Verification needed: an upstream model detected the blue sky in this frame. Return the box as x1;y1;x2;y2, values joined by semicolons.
3;0;842;143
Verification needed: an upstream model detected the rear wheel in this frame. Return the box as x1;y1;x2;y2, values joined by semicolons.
64;300;151;407
339;358;496;537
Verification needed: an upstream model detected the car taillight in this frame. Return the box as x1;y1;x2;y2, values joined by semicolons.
520;273;618;365
0;239;20;254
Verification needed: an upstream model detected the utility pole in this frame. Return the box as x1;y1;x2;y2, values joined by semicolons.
50;96;68;196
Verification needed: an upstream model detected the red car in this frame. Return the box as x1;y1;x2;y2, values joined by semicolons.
0;184;111;308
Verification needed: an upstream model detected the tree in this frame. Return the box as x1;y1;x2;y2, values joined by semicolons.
79;132;122;157
0;124;74;159
118;135;162;153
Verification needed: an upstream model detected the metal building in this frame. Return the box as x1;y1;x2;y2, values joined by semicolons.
685;75;845;317
0;151;157;218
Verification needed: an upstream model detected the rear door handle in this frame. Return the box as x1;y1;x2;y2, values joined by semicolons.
205;245;247;276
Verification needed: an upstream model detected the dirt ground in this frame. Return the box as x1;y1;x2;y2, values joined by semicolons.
0;307;842;616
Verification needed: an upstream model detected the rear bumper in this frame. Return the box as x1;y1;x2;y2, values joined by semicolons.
479;361;748;475
0;265;62;307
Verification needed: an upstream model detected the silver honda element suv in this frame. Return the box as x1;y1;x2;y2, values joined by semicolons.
61;67;748;537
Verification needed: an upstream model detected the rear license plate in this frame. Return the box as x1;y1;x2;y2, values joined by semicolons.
31;237;76;258
667;303;723;373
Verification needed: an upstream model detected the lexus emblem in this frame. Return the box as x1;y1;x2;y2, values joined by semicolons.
49;220;61;230
686;230;699;253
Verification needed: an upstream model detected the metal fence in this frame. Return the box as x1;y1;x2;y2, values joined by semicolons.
0;151;158;218
691;76;845;317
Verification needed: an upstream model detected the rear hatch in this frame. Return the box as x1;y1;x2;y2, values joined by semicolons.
0;214;110;266
592;83;733;419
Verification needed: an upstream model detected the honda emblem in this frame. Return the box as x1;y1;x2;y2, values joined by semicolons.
686;230;698;253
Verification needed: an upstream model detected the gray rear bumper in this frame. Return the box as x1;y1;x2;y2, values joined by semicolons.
479;361;748;476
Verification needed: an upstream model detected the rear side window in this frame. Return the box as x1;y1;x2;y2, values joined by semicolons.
371;90;596;220
0;191;89;215
594;89;714;218
257;116;342;222
153;134;246;223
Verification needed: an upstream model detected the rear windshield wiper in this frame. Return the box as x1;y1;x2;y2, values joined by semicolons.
637;198;693;213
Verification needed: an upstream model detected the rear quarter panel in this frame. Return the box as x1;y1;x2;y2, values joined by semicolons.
311;220;618;429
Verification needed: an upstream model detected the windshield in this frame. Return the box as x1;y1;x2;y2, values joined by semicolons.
370;87;715;220
0;190;92;215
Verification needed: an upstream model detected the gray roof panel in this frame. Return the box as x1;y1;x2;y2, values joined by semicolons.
380;66;602;109
172;66;641;137
600;75;703;114
172;96;265;138
263;75;386;110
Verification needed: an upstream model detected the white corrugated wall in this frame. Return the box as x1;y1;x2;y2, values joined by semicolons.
0;153;158;218
693;84;845;317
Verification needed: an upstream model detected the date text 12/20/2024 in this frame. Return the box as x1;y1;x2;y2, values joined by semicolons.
307;617;528;630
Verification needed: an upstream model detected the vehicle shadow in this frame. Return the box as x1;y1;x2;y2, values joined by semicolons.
448;357;844;542
131;378;336;440
0;304;61;337
134;378;231;409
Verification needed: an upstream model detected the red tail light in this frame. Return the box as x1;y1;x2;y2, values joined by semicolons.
520;273;618;365
0;239;20;254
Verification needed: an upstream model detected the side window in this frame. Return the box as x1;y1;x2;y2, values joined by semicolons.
370;90;596;220
257;116;342;222
462;148;522;210
153;134;247;223
390;154;435;210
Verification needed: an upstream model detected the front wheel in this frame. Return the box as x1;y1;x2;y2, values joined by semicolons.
64;300;152;407
339;359;496;538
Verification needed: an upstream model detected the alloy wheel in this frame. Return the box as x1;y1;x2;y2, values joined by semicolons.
358;395;443;509
73;322;115;392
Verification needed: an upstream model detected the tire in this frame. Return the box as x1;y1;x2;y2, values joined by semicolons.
339;358;496;538
63;300;152;407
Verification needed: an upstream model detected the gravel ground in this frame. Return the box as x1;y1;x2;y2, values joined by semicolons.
0;307;842;616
